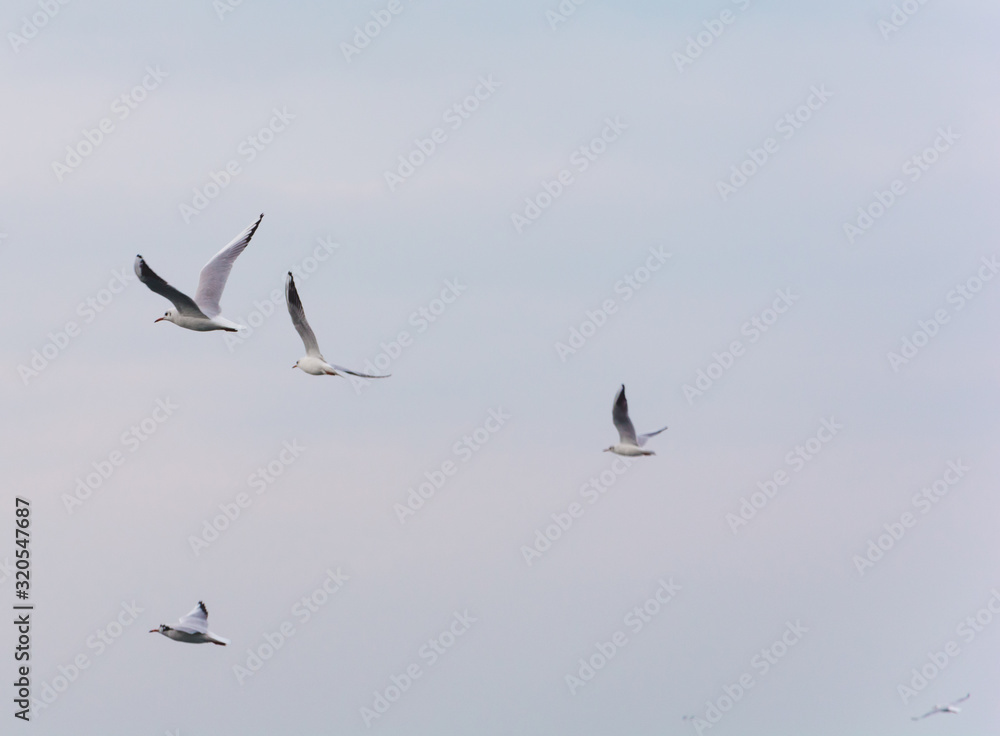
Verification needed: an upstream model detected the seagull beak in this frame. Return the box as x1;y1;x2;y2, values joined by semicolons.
154;317;165;323
291;364;297;369
148;628;159;633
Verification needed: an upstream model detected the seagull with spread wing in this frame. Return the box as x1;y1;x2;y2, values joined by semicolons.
604;384;667;456
149;601;229;646
285;272;389;379
134;213;263;332
911;693;970;720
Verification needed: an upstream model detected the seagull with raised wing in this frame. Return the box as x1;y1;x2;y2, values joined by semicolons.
911;693;970;720
135;213;263;332
285;272;390;379
604;384;667;456
149;601;229;646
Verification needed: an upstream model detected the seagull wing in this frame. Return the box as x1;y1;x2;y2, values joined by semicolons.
612;385;638;445
327;363;390;379
134;255;207;318
285;272;321;357
193;213;263;317
175;601;210;635
911;707;941;721
950;693;970;706
638;426;668;447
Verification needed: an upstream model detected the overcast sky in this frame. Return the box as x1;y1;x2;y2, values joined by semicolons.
2;1;1000;734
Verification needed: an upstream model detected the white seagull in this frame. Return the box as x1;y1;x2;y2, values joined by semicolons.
149;601;229;646
911;693;970;720
135;213;263;332
604;384;667;456
285;272;390;379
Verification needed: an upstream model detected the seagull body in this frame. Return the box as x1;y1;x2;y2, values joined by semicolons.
604;384;667;456
150;601;229;646
135;214;263;332
285;272;389;380
911;693;970;720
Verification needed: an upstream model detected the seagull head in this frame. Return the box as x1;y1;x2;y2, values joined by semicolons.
155;309;178;324
603;446;614;452
149;624;168;634
292;360;300;369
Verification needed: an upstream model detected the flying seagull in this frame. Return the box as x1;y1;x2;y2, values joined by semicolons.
149;601;229;646
911;693;970;720
285;272;390;379
604;384;667;456
135;213;263;332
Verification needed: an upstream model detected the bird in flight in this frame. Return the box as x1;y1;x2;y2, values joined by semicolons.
135;213;263;332
285;272;390;379
911;693;970;720
604;384;667;456
149;601;229;645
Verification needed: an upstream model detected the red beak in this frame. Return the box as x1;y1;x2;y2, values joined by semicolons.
154;317;165;323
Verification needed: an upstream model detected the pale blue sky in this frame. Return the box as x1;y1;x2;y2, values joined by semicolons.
2;1;999;734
